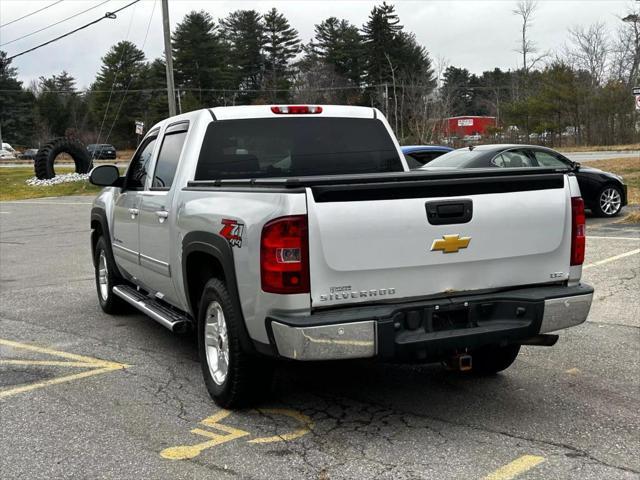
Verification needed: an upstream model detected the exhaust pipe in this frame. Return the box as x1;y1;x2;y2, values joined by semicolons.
520;334;559;346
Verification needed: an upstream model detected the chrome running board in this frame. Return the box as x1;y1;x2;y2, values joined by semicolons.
112;285;190;333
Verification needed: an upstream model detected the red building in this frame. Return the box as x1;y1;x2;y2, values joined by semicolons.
443;116;497;138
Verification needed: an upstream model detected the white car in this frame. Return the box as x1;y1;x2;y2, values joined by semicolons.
0;142;17;159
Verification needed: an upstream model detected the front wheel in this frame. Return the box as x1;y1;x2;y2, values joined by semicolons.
94;236;128;314
470;344;520;376
594;186;623;217
198;278;273;408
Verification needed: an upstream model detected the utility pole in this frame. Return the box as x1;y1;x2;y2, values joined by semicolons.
161;0;177;117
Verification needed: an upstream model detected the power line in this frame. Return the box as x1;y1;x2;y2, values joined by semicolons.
6;0;141;61
0;0;65;29
1;0;111;48
94;0;139;149
102;0;157;146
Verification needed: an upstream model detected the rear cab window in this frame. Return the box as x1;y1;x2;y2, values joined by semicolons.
194;117;403;180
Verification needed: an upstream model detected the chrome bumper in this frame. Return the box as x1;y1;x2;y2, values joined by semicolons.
271;320;376;361
539;292;593;333
270;287;594;361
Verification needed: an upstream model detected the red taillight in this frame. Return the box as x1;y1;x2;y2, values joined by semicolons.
261;215;309;294
571;197;586;266
270;105;322;114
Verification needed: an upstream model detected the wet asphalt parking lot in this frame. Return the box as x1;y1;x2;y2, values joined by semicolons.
0;196;638;480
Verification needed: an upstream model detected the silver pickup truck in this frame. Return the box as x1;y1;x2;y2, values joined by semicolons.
89;105;594;407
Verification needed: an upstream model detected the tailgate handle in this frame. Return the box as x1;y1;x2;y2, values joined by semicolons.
425;200;473;225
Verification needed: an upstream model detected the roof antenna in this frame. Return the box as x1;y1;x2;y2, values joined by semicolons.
468;145;474;151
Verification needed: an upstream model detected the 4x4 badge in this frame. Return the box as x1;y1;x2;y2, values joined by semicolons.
431;234;471;254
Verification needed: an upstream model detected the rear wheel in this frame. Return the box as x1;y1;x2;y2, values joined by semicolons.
470;344;520;375
198;278;273;408
594;186;623;217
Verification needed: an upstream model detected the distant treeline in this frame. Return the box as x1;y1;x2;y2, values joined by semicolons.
0;2;638;148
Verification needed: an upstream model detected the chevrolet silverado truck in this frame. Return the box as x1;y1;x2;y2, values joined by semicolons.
89;105;594;407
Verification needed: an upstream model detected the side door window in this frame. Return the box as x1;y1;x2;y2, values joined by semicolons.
532;150;569;168
151;122;189;190
125;134;158;190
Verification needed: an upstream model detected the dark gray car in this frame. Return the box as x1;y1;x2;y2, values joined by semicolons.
422;144;628;217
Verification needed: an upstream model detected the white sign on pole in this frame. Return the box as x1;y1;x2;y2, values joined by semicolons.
135;121;144;135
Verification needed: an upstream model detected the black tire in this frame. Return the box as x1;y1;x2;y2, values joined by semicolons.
593;185;623;217
94;236;128;314
470;344;521;376
34;137;92;179
197;278;273;408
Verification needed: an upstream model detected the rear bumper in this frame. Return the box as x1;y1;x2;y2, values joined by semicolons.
267;284;594;361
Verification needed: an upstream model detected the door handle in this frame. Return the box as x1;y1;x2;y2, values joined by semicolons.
156;210;169;223
128;208;139;219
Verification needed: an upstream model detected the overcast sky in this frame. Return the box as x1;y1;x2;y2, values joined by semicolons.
0;0;632;89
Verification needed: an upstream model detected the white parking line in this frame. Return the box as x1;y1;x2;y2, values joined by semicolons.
0;201;92;205
587;236;640;241
583;248;640;270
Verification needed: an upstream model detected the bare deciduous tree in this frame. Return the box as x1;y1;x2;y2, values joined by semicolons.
610;4;640;86
566;22;609;86
513;0;546;73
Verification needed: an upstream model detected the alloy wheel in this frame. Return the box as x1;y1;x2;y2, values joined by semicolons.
600;188;621;216
98;250;109;301
204;301;230;385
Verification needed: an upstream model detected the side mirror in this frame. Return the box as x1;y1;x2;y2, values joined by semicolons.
572;161;581;170
89;165;123;187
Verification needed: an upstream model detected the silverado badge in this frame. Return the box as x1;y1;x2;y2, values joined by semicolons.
431;234;471;254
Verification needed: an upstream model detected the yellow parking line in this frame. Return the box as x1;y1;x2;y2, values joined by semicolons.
0;338;127;370
0;338;129;399
583;248;640;270
483;455;545;480
0;367;120;399
248;408;315;444
0;360;102;368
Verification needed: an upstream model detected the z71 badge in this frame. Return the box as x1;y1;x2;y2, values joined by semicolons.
220;219;244;248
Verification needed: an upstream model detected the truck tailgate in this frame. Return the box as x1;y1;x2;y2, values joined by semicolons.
306;172;571;307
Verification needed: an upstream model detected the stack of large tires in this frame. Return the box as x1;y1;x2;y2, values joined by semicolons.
34;137;92;180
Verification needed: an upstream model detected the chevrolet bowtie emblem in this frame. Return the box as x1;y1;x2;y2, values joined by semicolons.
431;234;471;254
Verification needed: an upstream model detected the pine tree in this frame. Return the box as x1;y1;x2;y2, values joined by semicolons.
37;71;81;137
312;17;364;86
263;8;300;101
89;41;148;148
140;58;169;127
172;11;228;108
0;51;35;146
362;2;402;86
442;66;474;116
219;10;265;103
